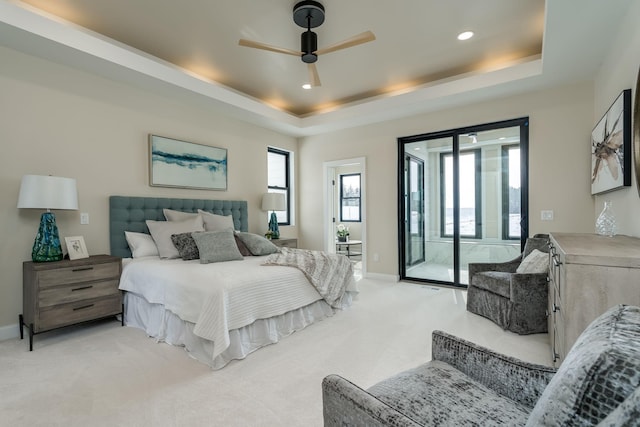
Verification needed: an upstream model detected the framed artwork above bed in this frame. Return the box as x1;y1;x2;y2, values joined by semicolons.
149;134;227;191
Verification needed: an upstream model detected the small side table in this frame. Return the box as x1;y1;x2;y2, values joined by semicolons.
336;240;362;258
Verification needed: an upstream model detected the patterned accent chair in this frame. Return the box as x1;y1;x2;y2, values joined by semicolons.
466;234;550;334
322;305;640;426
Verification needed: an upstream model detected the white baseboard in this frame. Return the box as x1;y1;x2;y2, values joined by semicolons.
0;323;20;341
364;272;399;282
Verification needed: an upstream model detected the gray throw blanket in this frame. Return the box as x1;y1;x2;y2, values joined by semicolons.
262;248;355;308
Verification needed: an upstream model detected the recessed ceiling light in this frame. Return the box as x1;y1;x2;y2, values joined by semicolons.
457;31;474;41
302;83;312;90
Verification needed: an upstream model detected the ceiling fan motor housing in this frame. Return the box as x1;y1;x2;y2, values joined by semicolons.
301;31;318;63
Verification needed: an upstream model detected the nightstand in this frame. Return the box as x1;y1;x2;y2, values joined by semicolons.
271;238;298;249
20;254;123;351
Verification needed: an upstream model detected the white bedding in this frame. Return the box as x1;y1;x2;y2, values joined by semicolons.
119;255;353;361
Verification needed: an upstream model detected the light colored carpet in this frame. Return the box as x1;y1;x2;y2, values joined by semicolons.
0;279;551;426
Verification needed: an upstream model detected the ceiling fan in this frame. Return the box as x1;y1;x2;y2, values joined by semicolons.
238;0;375;87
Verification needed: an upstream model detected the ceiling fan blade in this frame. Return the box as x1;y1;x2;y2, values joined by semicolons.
308;63;321;87
315;30;376;56
238;39;301;56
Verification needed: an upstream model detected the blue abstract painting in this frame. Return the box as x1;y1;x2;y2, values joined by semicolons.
149;135;227;190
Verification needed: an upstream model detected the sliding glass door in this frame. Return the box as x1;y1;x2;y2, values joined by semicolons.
398;118;529;287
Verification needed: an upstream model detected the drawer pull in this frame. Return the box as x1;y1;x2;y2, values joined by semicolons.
71;285;93;292
73;304;95;311
72;267;94;272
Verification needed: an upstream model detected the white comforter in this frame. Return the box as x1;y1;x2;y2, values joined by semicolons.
119;256;328;359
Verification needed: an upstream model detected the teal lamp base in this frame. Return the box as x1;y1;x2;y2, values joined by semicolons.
268;211;280;239
32;212;64;262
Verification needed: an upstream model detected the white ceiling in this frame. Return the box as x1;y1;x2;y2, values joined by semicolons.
0;0;633;136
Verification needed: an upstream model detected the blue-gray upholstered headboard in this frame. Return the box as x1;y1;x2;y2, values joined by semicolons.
109;196;248;258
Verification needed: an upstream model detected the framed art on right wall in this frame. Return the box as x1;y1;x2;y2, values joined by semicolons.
591;88;632;195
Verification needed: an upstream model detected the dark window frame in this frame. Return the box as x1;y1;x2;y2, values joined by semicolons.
439;149;482;239
339;173;361;222
267;147;291;225
502;144;521;240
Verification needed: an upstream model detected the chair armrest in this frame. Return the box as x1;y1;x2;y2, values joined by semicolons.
322;374;423;427
431;330;556;409
468;257;521;277
510;273;549;302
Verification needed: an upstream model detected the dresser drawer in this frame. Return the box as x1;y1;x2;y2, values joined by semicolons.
38;295;122;331
38;262;120;288
38;280;120;308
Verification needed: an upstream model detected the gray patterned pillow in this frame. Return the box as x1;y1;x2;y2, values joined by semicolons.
235;232;279;256
191;229;243;264
234;235;252;256
170;232;200;260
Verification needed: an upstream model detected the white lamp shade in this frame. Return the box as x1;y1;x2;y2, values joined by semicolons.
17;175;79;210
261;192;286;211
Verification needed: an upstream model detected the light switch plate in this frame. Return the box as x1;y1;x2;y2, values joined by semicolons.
541;210;554;221
80;212;89;225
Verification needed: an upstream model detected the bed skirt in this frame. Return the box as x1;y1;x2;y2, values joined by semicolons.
124;291;353;369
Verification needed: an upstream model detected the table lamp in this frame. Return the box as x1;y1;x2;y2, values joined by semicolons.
261;193;285;239
17;175;78;262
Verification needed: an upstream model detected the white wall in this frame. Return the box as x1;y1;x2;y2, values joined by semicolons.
593;0;640;236
299;82;596;276
0;46;297;331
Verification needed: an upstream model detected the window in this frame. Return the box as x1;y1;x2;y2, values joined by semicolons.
502;145;521;240
340;173;361;222
440;149;481;238
267;147;290;225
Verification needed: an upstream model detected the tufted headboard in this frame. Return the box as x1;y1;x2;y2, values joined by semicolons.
109;196;248;258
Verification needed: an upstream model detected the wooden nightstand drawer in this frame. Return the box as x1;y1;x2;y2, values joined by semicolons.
38;262;120;288
38;295;122;331
39;279;121;308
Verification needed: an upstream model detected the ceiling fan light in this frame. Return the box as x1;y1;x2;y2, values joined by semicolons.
457;31;474;41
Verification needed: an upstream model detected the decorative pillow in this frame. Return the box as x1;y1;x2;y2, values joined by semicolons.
526;305;640;426
170;232;201;260
235;232;279;256
516;249;548;274
197;209;235;231
163;208;198;222
146;216;205;259
124;231;159;258
191;229;244;264
234;235;252;256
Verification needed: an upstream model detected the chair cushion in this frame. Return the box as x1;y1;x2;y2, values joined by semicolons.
471;271;512;298
526;305;640;426
368;360;530;426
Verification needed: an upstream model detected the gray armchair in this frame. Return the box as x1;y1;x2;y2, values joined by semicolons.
466;234;549;334
322;305;640;426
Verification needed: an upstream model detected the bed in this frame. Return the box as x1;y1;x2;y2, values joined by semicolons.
109;196;357;369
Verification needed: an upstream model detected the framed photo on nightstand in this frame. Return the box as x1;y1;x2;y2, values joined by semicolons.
65;236;89;260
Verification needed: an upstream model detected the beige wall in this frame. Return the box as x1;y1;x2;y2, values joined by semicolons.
592;0;640;237
299;82;596;276
0;46;297;331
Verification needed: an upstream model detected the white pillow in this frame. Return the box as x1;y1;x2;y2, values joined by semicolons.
146;216;205;259
124;231;159;258
163;208;198;222
516;249;549;274
197;209;235;231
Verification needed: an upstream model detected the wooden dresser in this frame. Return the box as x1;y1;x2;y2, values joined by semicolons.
548;233;640;366
21;254;123;350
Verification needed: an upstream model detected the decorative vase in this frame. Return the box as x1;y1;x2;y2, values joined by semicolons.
595;200;616;237
338;235;347;242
